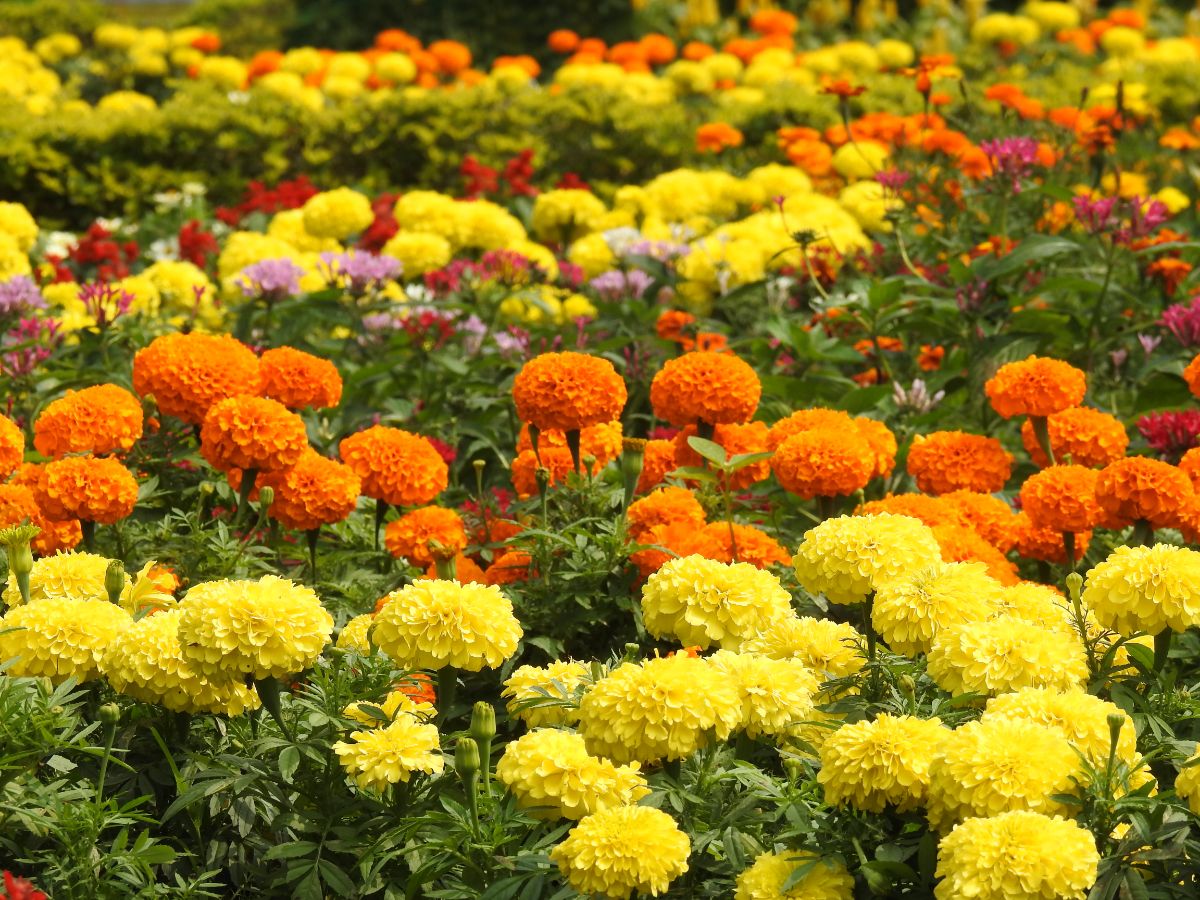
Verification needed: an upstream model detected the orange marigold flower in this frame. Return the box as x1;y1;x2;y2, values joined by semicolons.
547;29;580;53
396;672;437;706
941;490;1020;552
33;384;144;459
656;309;696;342
856;418;898;479
1019;465;1101;533
771;429;875;499
420;554;487;584
35;455;138;524
0;413;23;478
1184;352;1200;398
1180;447;1200;489
385;505;468;567
258;450;361;531
0;478;81;555
1094;456;1193;529
200;396;308;475
510;447;578;498
821;79;868;99
766;408;855;451
931;523;1021;585
517;422;623;468
1019;406;1129;468
749;8;798;34
132;332;261;425
650;351;761;427
627;486;707;541
512;352;627;432
259;346;343;410
672;421;771;490
696;122;744;154
1013;513;1090;564
906;431;1013;495
701;522;790;569
918;344;945;371
857;493;974;532
635;439;679;494
483;549;534;585
984;355;1087;419
629;521;726;579
339;425;449;507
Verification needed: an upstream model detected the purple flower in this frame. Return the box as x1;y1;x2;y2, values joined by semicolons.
1137;333;1162;356
1116;197;1170;244
625;239;691;262
980;137;1040;193
0;275;46;316
319;251;402;293
236;258;305;301
590;269;655;302
1161;295;1200;347
361;312;399;334
1072;195;1119;234
79;281;133;328
493;326;529;359
2;316;61;376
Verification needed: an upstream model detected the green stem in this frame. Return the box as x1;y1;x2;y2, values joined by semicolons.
1152;630;1172;681
374;498;388;552
1083;238;1118;369
437;668;459;726
236;468;258;526
1130;519;1154;548
81;520;96;553
565;428;582;473
306;528;320;584
1062;531;1076;572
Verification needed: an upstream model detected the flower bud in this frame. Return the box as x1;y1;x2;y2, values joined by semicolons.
98;703;121;727
455;737;481;776
1065;572;1083;602
258;486;275;508
105;560;125;605
470;702;496;743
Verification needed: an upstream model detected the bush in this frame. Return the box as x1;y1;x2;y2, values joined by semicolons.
0;0;103;42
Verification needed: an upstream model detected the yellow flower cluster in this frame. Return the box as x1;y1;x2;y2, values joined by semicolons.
981;687;1137;766
0;597;131;682
818;714;947;813
927;615;1087;697
344;688;435;726
550;805;690;899
742;616;865;679
735;852;854;900
708;650;819;739
871;562;1005;656
333;713;444;792
301;188;375;240
502;659;590;727
2;550;131;608
1081;544;1200;636
336;612;375;653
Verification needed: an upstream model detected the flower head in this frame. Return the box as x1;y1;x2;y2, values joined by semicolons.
35;455;138;524
626;487;706;541
236;258;304;300
1;550;131;609
985;356;1086;419
819;714;948;812
1081;544;1200;636
650;351;761;427
928;615;1087;696
0;596;131;682
503;659;590;727
333;712;444;791
1019;464;1101;533
941;490;1020;552
200;395;309;475
259;346;343;410
906;431;1012;494
742;615;865;680
258;451;360;531
512;351;627;432
384;506;468;567
132;332;260;425
872;562;1004;656
981;687;1137;765
735;852;854;900
1094;456;1193;529
0;413;22;478
32;384;143;458
709;650;819;738
771;429;876;499
339;425;448;506
550;806;690;899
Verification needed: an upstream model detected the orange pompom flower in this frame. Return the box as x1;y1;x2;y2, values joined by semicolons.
1094;456;1194;529
1019;406;1128;468
701;522;790;569
629;521;726;580
1020;465;1101;534
650;351;761;428
906;431;1013;495
856;418;898;479
510;447;577;498
655;309;696;342
672;421;771;490
516;422;623;468
771;429;875;499
512;352;627;432
931;523;1021;585
421;554;487;584
696;122;744;154
132;332;261;425
1014;513;1090;564
1180;447;1200;489
385;506;468;567
483;549;535;585
766;408;855;451
635;439;679;494
0;413;24;478
984;355;1087;419
258;451;361;531
35;455;138;525
259;346;343;410
858;493;973;532
200;396;309;475
626;487;707;541
941;490;1020;552
338;425;449;507
33;384;144;459
1184;352;1200;398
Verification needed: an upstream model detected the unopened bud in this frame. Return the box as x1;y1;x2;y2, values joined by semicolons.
257;486;275;508
470;702;496;743
105;560;125;605
455;737;481;777
98;703;121;727
1065;572;1083;602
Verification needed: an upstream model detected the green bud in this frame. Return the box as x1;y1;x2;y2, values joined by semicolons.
534;466;551;490
199;482;215;497
472;459;486;474
470;702;496;743
898;674;916;699
782;757;804;780
98;703;121;727
1065;572;1083;602
455;737;481;776
1107;713;1127;750
0;524;38;576
258;486;275;508
104;560;125;605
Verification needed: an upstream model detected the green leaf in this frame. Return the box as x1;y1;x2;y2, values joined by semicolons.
266;842;319;861
278;745;300;782
686;436;729;466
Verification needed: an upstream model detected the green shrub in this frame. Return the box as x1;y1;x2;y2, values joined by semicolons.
0;0;103;42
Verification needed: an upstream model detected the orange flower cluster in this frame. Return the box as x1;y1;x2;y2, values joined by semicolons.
133;332;261;425
650;351;761;427
516;422;623;468
420;554;487;584
338;425;448;507
512;352;627;432
32;384;144;459
703;522;790;569
1181;447;1200;489
1094;456;1193;529
931;523;1020;584
483;548;535;585
259;346;343;410
672;422;771;490
0;413;23;478
696;122;744;154
385;506;468;567
1019;406;1129;468
258;451;361;531
510;447;586;498
1019;465;1101;533
629;522;726;580
634;439;679;494
35;455;138;524
200;396;308;474
626;487;707;541
3;467;83;554
767;409;896;479
984;355;1087;419
771;429;875;499
941;490;1020;552
906;431;1013;495
1014;513;1090;564
1184;352;1200;398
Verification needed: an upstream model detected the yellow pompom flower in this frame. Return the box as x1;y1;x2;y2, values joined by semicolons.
333;711;444;791
502;659;590;727
177;576;333;680
1174;756;1200;815
934;811;1099;900
926;718;1080;831
927;615;1086;697
793;514;942;605
3;551;131;608
0;597;131;682
100;609;260;715
872;562;1004;657
531;189;608;243
819;714;948;812
550;805;690;899
577;655;743;764
0;201;38;253
981;687;1137;765
640;555;795;650
1081;544;1200;637
708;651;819;739
832;141;889;181
735;851;855;900
344;688;434;726
381;230;453;277
496;729;650;820
0;232;30;280
336;613;375;653
742;616;865;680
301;188;374;240
371;580;522;672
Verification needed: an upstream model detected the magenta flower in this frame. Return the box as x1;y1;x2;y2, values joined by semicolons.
1161;295;1200;347
980;137;1040;193
1137;410;1200;459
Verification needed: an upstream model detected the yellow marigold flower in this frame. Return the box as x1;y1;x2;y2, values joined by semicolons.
1081;544;1200;636
926;718;1080;831
742;616;866;680
177;575;333;680
981;687;1137;765
992;582;1073;633
381;230;453;276
0;201;37;253
792;514;942;605
934;811;1099;900
531;189;608;243
927;615;1087;697
300;188;374;239
640;555;795;650
735;851;854;900
577;655;743;764
2;550;131;608
496;729;650;820
502;659;590;727
872;562;1004;657
333;711;444;791
550;805;690;899
709;650;819;739
344;687;435;726
101;608;259;715
0;597;131;682
336;613;375;653
819;714;948;812
371;579;522;672
1174;756;1200;815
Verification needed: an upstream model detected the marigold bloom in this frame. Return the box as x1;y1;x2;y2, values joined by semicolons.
421;554;486;584
503;659;589;728
1020;406;1129;468
1020;464;1101;533
819;714;948;812
258;451;361;531
259;346;343;410
735;852;854;900
855;417;899;479
1094;456;1193;529
1185;352;1200;397
343;686;435;727
708;650;819;739
0;596;131;682
858;493;972;531
550;806;690;900
629;521;727;579
696;122;745;153
626;487;706;541
132;332;261;425
1175;756;1200;815
337;613;375;654
482;548;534;585
872;562;1005;656
32;384;143;459
981;686;1137;766
906;431;1013;494
1;549;130;608
35;455;137;524
634;439;678;494
339;425;448;507
0;485;81;557
1081;543;1200;636
742;616;865;679
200;395;308;475
512;352;627;432
333;712;444;792
384;506;468;567
771;429;875;499
672;422;772;490
984;355;1087;419
516;421;623;468
765;408;855;451
510;447;577;498
931;524;1021;585
0;413;22;478
650;351;761;427
934;811;1099;900
1011;513;1090;565
655;309;696;342
928;615;1088;697
941;490;1020;551
701;522;790;569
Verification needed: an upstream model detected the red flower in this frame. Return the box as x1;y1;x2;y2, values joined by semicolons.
178;220;219;268
2;871;48;900
821;80;868;99
1137;410;1200;460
